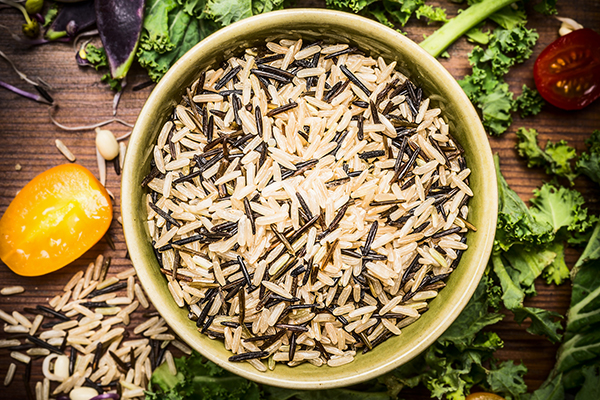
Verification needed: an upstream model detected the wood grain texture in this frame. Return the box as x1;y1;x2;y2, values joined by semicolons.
0;1;599;398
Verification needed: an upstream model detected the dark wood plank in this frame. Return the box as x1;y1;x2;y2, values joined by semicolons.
0;1;599;398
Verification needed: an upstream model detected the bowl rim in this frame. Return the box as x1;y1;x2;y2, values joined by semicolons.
122;8;497;390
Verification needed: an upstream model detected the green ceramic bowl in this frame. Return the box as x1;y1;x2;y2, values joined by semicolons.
122;9;497;390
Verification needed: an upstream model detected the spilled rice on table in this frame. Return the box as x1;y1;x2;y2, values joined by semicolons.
0;254;191;399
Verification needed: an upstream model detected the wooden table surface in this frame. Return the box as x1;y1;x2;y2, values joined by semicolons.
0;1;599;398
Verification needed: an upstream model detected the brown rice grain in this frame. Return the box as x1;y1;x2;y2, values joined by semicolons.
3;363;16;386
55;139;76;162
1;286;25;296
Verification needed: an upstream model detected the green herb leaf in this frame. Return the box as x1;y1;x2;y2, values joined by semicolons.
488;3;527;30
503;244;556;294
465;26;490;45
205;0;285;26
101;73;122;91
325;0;424;27
492;253;525;309
206;0;253;25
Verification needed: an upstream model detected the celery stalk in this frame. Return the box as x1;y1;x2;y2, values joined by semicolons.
420;0;517;57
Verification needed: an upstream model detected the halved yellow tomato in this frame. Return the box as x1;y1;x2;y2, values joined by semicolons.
466;393;506;400
0;164;112;276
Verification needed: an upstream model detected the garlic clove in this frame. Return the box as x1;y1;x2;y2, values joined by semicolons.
556;16;584;36
95;128;120;160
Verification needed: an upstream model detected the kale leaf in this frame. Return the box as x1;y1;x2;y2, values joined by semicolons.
515;127;578;183
529;183;598;242
325;0;426;27
576;130;600;185
146;351;391;400
378;273;527;400
137;3;220;82
531;221;600;398
494;154;554;252
415;4;448;23
513;306;563;343
147;352;262;400
533;0;558;15
206;0;286;26
514;85;544;118
489;157;600;342
81;44;122;91
459;26;538;136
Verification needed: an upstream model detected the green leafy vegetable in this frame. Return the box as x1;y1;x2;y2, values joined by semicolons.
513;306;563;343
576;130;600;184
490;157;600;341
531;220;600;398
542;242;569;286
147;352;263;400
529;183;598;239
207;0;286;26
494;154;553;252
42;4;58;27
486;1;526;30
139;0;179;53
514;84;544;118
533;0;558;15
465;26;491;44
485;361;528;399
84;44;109;70
378;274;529;400
81;44;123;91
515;128;578;182
326;0;426;28
415;4;448;23
575;366;600;400
137;3;220;82
146;351;390;400
459;26;538;136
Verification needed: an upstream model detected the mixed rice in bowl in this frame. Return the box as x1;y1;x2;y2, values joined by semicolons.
142;38;474;372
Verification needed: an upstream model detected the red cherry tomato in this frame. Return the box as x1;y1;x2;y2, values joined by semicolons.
465;393;505;400
533;28;600;110
0;164;112;276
